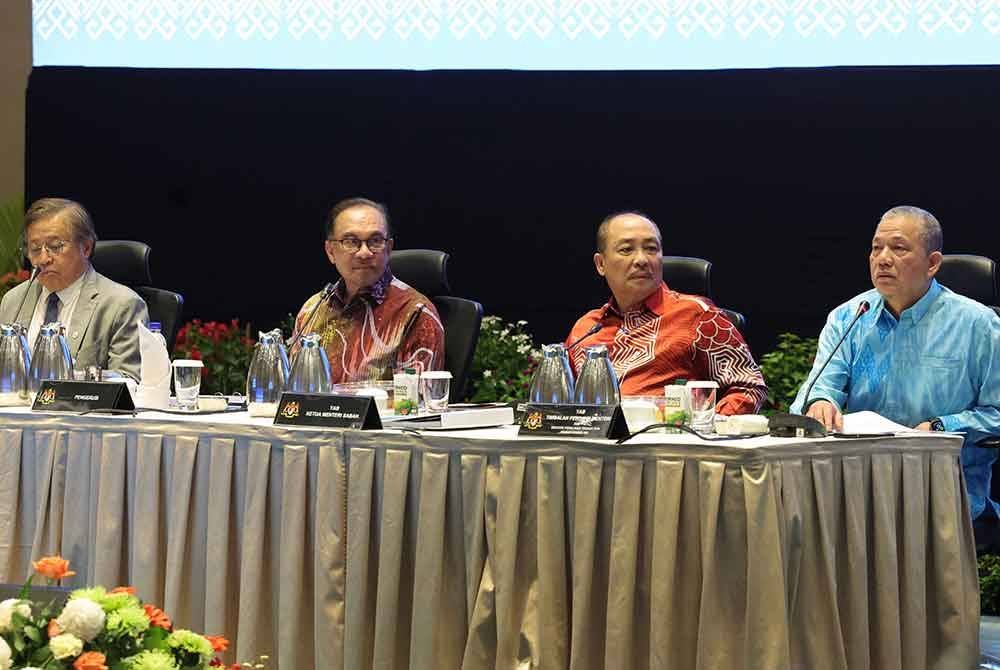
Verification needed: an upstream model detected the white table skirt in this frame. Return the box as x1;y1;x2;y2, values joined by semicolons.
0;408;979;669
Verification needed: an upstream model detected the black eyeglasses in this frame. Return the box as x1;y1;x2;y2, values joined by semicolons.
329;235;390;253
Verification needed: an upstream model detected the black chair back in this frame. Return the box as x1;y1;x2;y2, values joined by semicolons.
90;240;185;352
389;249;483;402
662;256;747;331
662;256;711;296
390;249;452;296
91;240;152;286
136;287;185;353
434;296;484;402
937;254;999;314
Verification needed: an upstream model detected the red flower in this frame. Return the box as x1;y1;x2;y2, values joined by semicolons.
189;347;202;361
205;635;230;652
144;603;172;629
33;555;75;580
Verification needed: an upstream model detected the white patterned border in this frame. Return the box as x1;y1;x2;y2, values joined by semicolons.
32;0;1000;41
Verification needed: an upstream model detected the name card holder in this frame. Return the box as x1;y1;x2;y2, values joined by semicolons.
518;403;629;439
32;380;135;413
274;393;383;429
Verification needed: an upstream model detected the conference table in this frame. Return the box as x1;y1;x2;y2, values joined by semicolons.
0;407;980;669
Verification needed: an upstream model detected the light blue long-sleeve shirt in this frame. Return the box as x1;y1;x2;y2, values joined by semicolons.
791;279;1000;519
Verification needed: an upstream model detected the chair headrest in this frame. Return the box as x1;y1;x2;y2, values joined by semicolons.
661;256;713;298
937;254;999;306
90;240;152;286
390;249;451;297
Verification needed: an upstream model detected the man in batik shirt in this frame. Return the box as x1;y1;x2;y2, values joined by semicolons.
565;211;767;415
290;197;444;383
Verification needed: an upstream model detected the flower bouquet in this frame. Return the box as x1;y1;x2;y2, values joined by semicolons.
172;320;254;395
0;556;262;670
467;317;541;402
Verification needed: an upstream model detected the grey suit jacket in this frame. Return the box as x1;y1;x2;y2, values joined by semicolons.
0;268;149;381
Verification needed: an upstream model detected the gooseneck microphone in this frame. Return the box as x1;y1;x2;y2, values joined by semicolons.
801;300;871;410
566;321;605;351
11;266;41;327
286;283;336;349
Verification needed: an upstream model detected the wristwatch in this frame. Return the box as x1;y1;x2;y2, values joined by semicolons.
928;417;945;432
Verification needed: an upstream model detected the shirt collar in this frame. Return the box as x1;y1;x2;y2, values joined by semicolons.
873;278;941;325
331;266;393;308
602;283;668;319
41;264;91;305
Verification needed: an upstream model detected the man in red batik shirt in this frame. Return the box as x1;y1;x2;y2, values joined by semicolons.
564;211;767;415
290;197;444;383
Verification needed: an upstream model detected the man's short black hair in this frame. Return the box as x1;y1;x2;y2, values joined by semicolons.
325;197;392;240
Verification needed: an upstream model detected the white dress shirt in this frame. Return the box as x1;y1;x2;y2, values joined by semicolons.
28;265;93;349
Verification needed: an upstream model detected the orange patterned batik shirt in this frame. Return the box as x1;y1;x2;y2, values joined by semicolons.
565;283;767;415
291;268;445;384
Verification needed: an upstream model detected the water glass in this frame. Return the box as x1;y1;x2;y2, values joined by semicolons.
421;370;452;411
172;360;204;411
687;380;719;432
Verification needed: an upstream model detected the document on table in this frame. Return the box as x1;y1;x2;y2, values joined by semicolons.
840;410;918;434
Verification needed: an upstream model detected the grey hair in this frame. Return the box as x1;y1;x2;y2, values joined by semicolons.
596;210;661;253
23;198;98;247
880;205;943;254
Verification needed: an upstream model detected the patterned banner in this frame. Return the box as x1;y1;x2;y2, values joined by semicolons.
33;0;1000;68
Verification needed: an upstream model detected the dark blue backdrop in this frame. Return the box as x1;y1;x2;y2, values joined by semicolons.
25;66;1000;356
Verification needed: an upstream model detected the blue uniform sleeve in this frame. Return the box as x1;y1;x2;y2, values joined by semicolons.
939;310;1000;442
790;306;854;415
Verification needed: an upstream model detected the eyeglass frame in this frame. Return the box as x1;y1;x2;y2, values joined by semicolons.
327;235;393;253
24;238;75;260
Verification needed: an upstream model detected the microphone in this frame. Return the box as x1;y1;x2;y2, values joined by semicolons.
286;283;336;350
566;321;605;351
10;266;41;328
768;300;870;438
800;300;871;411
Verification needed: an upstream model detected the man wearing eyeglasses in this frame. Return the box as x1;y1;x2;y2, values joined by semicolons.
0;198;148;380
289;197;444;382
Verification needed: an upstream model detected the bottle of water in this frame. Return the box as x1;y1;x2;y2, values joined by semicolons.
149;321;168;351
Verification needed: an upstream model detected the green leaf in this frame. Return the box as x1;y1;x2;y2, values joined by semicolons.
23;623;42;643
143;625;170;650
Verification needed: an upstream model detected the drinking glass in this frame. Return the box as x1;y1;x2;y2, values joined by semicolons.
687;381;719;432
421;371;452;411
172;360;204;411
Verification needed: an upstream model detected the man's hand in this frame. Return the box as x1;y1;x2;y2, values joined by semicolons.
914;421;932;431
806;399;843;432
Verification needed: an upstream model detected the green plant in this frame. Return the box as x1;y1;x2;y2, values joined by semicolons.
758;333;819;414
0;195;24;276
981;553;1000;615
466;316;541;402
173;319;254;395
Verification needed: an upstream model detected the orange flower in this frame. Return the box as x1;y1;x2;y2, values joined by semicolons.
144;603;172;629
205;635;230;652
33;556;76;580
48;618;61;637
110;586;137;595
73;652;108;670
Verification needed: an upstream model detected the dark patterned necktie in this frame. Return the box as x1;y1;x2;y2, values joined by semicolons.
43;292;60;325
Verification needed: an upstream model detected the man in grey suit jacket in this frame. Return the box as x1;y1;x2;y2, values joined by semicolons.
0;198;148;381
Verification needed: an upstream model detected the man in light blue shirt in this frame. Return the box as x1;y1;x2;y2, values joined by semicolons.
791;205;1000;523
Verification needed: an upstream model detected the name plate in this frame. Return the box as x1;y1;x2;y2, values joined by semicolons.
32;380;134;413
274;393;382;429
518;403;628;439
